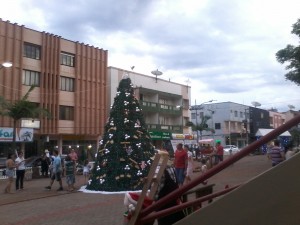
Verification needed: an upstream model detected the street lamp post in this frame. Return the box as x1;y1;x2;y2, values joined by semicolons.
190;99;216;142
0;62;13;69
0;62;14;151
207;109;215;140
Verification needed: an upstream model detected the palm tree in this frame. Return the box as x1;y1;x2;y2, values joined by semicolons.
0;86;51;152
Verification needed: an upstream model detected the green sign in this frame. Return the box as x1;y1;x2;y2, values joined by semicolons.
149;131;171;140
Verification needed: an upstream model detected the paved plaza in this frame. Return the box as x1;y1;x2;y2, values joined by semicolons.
0;155;271;225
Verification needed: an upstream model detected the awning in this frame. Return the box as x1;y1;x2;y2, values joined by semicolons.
199;139;214;144
255;129;291;137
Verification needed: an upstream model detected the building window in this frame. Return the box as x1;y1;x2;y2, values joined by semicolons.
240;111;243;118
60;76;75;92
23;42;41;60
61;52;75;67
22;70;40;86
191;113;196;120
234;111;238;117
200;112;204;119
59;106;74;120
215;123;221;130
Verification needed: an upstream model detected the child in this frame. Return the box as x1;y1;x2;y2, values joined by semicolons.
83;159;91;185
201;158;208;185
64;155;75;191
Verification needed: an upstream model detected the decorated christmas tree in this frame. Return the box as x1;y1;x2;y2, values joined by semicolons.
86;74;155;192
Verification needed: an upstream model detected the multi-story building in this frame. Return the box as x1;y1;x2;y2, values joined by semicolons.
269;110;285;129
0;19;108;157
190;102;270;148
191;102;250;147
107;66;192;149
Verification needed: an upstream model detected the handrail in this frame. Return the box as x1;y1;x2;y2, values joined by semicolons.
138;114;300;223
140;185;240;224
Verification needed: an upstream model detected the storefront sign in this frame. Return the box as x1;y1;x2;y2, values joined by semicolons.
0;127;34;142
171;133;195;140
149;131;171;140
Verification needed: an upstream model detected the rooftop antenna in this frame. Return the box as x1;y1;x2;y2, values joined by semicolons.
151;69;163;83
288;104;295;110
185;78;191;93
251;101;261;108
130;66;135;71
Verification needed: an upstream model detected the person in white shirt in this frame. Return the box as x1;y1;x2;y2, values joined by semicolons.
15;151;26;190
184;145;194;184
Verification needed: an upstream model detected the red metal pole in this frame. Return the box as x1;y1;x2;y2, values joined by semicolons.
141;114;300;217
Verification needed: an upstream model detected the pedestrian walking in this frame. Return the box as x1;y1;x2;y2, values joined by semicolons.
69;148;78;163
213;140;224;165
65;155;75;191
174;143;188;187
267;139;285;166
45;150;63;191
41;150;51;177
4;153;16;194
15;151;26;190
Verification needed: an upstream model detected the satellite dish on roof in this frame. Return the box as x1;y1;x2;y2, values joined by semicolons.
151;69;163;83
251;101;261;107
288;104;295;110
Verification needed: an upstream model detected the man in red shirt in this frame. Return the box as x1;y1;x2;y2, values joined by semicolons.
214;140;224;165
174;143;188;186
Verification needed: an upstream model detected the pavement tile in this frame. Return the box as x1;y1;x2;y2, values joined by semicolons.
0;155;271;225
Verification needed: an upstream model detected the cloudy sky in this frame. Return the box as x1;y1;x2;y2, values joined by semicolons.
1;0;300;111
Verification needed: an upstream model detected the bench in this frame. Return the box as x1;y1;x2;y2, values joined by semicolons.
182;183;215;214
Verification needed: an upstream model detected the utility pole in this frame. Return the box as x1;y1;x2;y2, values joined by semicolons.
244;108;249;146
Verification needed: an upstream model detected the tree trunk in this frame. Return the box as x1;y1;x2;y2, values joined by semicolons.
12;119;17;152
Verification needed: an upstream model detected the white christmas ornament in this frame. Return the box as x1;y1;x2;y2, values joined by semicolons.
124;165;130;170
99;178;105;184
125;134;130;139
137;170;142;176
136;143;141;148
124;101;129;106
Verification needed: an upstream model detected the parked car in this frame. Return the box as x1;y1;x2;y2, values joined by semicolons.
223;145;239;155
24;156;42;167
0;157;6;169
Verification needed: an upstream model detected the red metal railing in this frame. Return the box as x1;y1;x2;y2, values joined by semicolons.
140;185;240;224
135;114;300;224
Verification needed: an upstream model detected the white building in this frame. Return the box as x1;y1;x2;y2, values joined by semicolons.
107;67;192;148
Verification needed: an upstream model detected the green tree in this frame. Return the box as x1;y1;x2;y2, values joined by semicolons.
276;18;300;86
86;75;155;192
188;115;211;140
289;127;300;147
0;86;51;151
